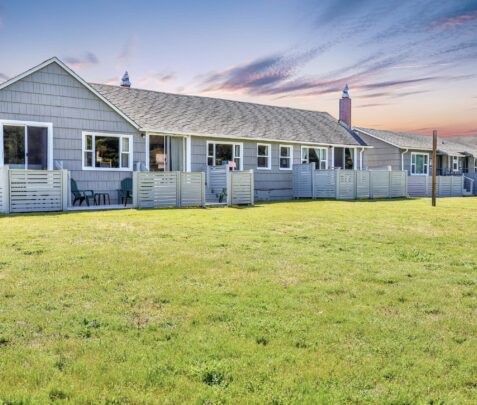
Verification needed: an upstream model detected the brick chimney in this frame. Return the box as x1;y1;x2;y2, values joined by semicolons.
121;71;131;88
339;84;351;128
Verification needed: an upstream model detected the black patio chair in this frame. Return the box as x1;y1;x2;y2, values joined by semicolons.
71;178;94;206
117;177;133;206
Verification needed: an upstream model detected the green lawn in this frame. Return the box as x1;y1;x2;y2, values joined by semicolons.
0;199;476;404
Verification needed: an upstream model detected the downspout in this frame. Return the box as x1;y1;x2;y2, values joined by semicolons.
401;149;409;172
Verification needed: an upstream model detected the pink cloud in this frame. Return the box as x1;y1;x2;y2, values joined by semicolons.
433;10;477;29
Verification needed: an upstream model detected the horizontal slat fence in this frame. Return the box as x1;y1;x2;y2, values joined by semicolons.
0;168;8;213
8;169;67;213
293;165;408;200
134;171;205;208
408;176;464;197
228;170;254;205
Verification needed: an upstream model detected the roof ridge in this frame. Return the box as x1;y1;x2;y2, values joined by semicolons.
90;82;336;118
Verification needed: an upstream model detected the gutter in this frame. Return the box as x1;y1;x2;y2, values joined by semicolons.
401;149;409;171
141;128;373;149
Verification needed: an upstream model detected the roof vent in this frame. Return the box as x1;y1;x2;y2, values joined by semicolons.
121;71;131;88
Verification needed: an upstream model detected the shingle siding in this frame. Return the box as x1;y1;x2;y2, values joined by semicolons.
191;136;301;200
355;130;402;170
0;62;143;203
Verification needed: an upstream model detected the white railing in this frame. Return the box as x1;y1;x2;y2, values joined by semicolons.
5;169;68;213
293;165;408;200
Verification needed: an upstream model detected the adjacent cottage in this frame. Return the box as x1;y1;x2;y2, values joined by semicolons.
354;128;477;176
0;57;368;203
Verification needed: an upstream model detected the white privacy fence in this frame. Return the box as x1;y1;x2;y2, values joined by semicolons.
0;168;68;214
293;164;408;200
227;170;254;205
133;171;206;208
408;175;465;197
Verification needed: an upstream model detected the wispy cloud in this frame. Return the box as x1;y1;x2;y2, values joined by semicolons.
201;48;320;94
432;7;477;29
355;103;391;109
64;52;99;70
136;71;177;88
117;34;138;66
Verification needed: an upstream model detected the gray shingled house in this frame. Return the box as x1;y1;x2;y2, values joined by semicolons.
354;128;477;176
0;57;368;203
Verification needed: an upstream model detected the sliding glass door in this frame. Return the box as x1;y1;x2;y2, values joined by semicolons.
148;135;185;171
2;125;49;170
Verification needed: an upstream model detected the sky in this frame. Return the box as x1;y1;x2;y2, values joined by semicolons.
0;0;476;136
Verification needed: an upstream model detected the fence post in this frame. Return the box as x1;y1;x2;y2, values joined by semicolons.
388;170;392;198
61;170;69;211
176;172;181;208
249;169;255;205
132;171;139;208
335;169;340;200
226;170;232;206
1;167;9;214
201;171;206;207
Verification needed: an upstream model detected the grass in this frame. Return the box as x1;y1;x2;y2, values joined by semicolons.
0;198;476;404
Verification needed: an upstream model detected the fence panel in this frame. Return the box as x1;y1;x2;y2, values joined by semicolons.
293;163;314;198
408;175;464;197
229;170;254;205
180;172;205;207
390;171;407;198
313;170;336;198
206;166;228;202
450;176;463;196
9;170;65;213
356;171;370;199
370;171;390;198
408;176;428;197
137;172;179;208
336;170;356;200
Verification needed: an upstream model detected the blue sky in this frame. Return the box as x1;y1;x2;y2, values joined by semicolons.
1;0;477;135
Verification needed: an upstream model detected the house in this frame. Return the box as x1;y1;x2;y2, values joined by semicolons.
0;57;368;204
354;128;477;176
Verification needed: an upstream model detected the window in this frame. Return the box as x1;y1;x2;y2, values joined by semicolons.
411;152;429;175
1;120;51;170
82;133;133;170
301;147;327;169
279;145;293;170
257;143;271;169
452;156;459;172
207;142;242;170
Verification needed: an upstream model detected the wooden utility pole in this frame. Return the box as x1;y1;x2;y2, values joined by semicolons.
432;130;437;207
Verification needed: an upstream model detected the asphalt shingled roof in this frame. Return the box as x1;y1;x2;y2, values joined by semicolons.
354;127;477;157
91;83;363;146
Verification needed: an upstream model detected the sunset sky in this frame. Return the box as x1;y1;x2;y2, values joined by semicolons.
1;0;476;136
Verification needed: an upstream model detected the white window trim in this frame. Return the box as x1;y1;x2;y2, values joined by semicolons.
206;140;243;170
410;152;429;176
145;133;188;172
82;131;134;171
301;146;328;169
257;143;271;170
0;119;54;170
279;144;293;171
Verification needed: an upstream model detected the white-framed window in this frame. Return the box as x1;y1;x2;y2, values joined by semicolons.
411;152;429;175
279;145;293;170
207;141;243;170
82;132;133;171
0;119;53;170
451;156;459;172
257;143;271;170
301;146;328;169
